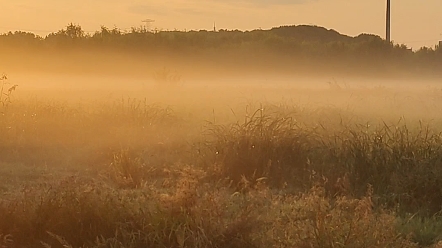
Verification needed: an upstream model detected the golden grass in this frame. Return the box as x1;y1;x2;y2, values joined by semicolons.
2;82;442;247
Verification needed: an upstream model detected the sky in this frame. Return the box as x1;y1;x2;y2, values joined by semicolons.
0;0;441;50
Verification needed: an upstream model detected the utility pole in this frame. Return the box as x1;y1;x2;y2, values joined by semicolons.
386;0;391;43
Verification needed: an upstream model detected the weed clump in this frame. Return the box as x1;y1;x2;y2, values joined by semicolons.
260;185;417;248
397;215;442;246
107;149;149;188
324;122;442;215
0;162;260;248
206;108;314;188
0;75;18;108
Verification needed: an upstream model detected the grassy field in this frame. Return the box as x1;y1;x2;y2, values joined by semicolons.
2;74;442;247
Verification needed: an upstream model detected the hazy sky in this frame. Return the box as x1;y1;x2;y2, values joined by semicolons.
0;0;441;49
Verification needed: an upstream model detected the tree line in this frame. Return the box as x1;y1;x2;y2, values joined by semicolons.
1;23;441;76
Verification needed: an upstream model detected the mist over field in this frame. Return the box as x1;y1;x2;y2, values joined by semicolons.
1;24;442;247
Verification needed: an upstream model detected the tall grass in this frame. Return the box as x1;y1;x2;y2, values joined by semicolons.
203;108;442;217
0;98;184;168
0;161;418;248
205;107;315;188
3;96;442;247
258;185;417;248
0;164;259;248
398;215;442;246
323;121;442;215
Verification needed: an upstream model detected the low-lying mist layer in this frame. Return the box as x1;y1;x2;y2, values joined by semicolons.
2;76;442;247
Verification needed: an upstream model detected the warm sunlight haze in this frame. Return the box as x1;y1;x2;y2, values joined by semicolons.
1;1;442;247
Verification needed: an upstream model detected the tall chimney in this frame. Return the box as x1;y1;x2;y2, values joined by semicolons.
386;0;391;43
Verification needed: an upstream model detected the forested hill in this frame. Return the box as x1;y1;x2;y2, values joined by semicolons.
0;24;441;77
0;24;391;49
271;25;390;44
270;25;352;43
